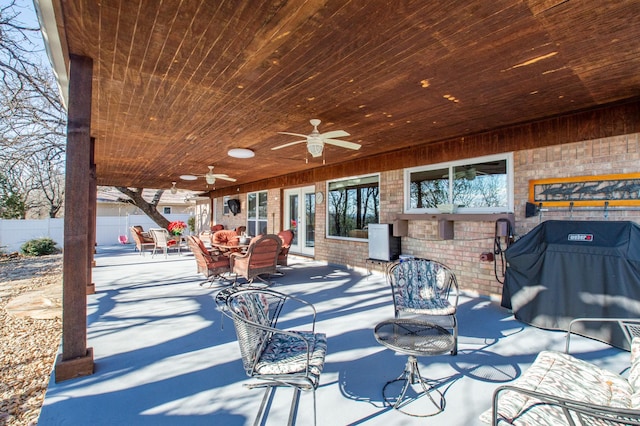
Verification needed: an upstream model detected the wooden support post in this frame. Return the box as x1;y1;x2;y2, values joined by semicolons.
56;54;94;382
87;137;96;294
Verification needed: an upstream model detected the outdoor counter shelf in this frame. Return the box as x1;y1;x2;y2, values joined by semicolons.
393;213;515;240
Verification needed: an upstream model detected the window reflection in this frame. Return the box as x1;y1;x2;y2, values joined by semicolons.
328;175;379;239
408;157;510;212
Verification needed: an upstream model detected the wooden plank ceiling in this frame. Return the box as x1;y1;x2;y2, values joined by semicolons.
54;0;640;193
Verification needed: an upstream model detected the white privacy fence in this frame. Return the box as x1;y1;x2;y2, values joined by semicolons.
0;214;192;253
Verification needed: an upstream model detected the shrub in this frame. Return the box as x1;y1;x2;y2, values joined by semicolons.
20;238;59;256
188;216;195;233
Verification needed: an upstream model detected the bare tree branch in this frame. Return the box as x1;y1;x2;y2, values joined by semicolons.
114;187;170;229
0;1;67;218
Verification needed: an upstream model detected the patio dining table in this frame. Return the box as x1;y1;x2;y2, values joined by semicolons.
210;242;250;255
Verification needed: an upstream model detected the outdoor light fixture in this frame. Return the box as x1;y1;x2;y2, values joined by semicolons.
170;182;178;194
227;148;255;158
306;138;324;157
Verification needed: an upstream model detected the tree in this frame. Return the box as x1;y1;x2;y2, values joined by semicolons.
0;172;26;218
0;0;67;218
114;187;170;229
29;152;65;217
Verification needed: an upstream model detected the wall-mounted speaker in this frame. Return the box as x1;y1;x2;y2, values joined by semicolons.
227;199;240;216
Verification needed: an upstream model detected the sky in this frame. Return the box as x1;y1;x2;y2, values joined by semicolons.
11;0;49;66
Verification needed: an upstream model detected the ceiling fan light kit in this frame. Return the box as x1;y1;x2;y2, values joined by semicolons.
179;165;237;186
307;139;324;157
272;119;361;161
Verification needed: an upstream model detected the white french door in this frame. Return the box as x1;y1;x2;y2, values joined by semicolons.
284;186;315;256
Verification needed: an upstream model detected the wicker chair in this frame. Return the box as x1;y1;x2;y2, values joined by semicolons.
210;229;241;255
230;234;281;285
129;226;154;255
224;288;327;425
387;258;459;355
277;229;295;266
186;236;231;286
149;228;179;258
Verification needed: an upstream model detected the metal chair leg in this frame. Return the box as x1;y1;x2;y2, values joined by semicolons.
253;386;275;426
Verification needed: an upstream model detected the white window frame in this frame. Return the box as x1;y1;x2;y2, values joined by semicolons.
404;153;514;214
223;195;230;215
325;172;381;241
246;190;268;236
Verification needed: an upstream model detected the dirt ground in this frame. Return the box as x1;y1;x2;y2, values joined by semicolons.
0;254;63;425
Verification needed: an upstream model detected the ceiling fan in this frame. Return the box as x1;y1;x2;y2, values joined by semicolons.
452;167;487;180
179;165;236;185
272;119;361;161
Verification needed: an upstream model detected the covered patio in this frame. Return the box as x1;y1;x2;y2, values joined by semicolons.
38;247;628;425
32;0;640;383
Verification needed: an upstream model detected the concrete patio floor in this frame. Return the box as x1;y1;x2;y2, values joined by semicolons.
38;244;630;425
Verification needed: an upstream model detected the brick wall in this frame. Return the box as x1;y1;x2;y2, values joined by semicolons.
514;133;640;235
213;131;640;298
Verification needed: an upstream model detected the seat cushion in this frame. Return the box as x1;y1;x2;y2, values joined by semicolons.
628;338;640;407
480;351;632;425
255;331;327;379
398;298;456;315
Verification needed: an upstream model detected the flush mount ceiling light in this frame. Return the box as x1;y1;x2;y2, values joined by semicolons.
227;148;255;158
170;181;178;194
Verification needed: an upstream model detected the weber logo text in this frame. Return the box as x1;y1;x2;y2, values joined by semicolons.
568;234;593;242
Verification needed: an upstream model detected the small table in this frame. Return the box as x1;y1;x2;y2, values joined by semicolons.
374;318;454;417
171;235;186;255
211;242;250;255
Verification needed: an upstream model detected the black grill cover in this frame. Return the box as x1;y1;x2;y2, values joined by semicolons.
502;220;640;349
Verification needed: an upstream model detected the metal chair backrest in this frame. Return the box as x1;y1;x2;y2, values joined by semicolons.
387;258;459;315
225;290;285;375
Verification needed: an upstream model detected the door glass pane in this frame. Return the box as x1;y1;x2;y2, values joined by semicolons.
247;191;267;236
248;193;257;219
247;221;257;236
288;194;299;245
258;192;268;220
305;193;315;247
258;220;268;235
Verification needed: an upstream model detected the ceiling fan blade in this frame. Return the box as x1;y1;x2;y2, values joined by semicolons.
324;139;361;150
214;175;237;182
180;175;198;181
278;131;309;138
321;130;350;139
271;140;307;150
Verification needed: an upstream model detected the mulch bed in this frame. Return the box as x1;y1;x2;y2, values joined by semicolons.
0;254;62;425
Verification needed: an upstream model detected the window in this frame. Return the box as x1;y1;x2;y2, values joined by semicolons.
223;196;230;215
247;191;267;236
163;206;172;214
327;174;379;239
405;153;513;213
